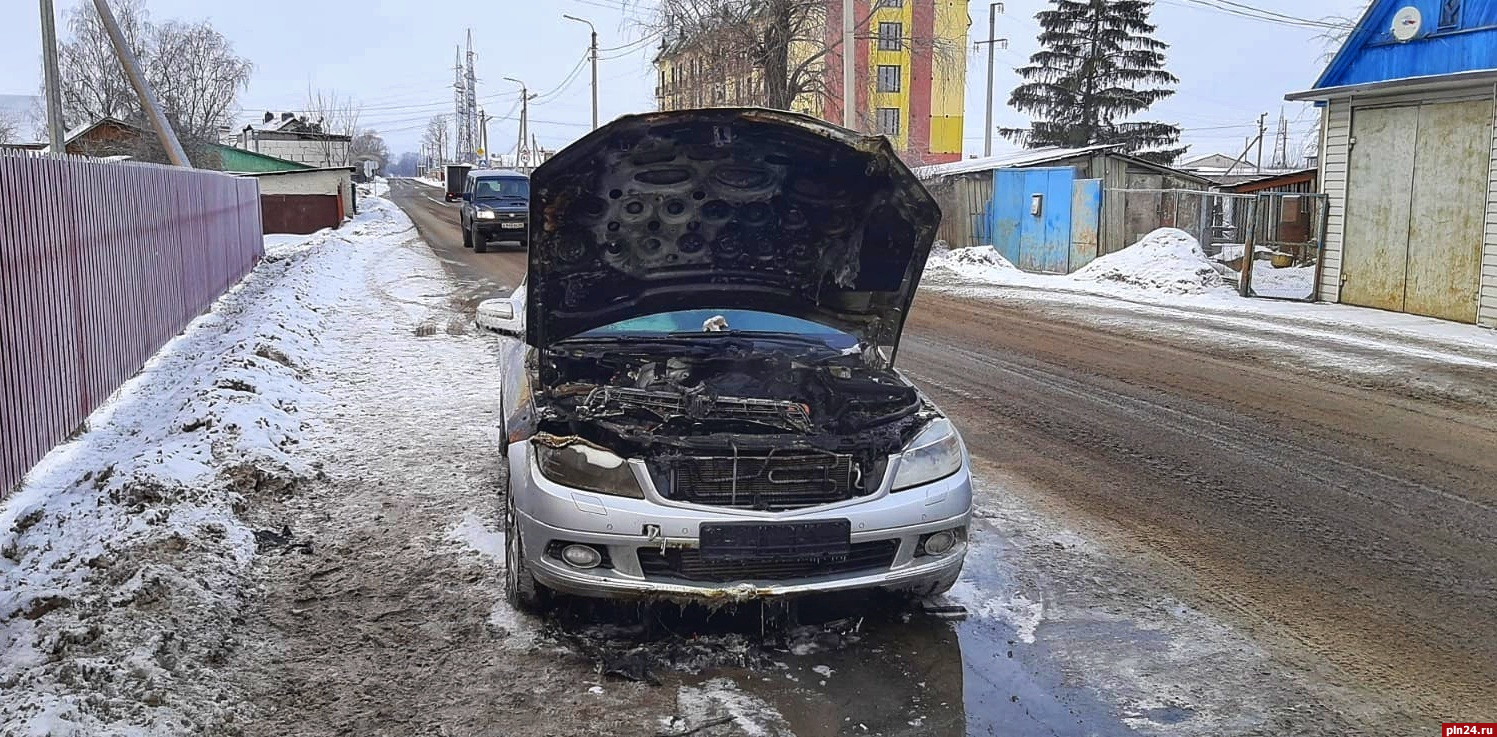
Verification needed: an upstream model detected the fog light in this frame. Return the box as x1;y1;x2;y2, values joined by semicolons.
922;530;957;556
560;544;603;569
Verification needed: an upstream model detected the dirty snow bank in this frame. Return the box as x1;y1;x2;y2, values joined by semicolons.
1070;228;1225;294
927;242;1019;282
0;203;402;735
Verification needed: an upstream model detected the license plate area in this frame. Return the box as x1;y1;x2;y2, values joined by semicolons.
500;222;524;229
698;520;850;562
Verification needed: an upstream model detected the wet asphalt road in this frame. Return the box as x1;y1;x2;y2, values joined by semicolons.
387;178;1497;736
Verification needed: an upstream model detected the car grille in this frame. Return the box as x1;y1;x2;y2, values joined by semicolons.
637;540;899;582
662;452;860;510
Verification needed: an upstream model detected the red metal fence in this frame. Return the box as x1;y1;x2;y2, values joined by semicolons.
0;151;264;495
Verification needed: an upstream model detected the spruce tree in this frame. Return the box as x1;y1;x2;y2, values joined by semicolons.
1003;0;1184;164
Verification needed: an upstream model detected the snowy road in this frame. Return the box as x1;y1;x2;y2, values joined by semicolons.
388;179;1497;735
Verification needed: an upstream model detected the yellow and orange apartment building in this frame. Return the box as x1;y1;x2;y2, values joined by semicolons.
654;0;968;166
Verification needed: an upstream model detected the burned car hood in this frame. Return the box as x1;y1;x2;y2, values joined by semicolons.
526;108;940;355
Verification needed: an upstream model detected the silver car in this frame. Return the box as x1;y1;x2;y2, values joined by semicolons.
482;109;973;610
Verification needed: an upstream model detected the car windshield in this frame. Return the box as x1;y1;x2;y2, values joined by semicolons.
577;309;858;350
474;177;528;200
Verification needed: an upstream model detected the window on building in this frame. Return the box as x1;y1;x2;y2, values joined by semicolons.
879;0;903;7
1439;0;1462;29
877;107;901;136
878;22;903;51
877;65;902;93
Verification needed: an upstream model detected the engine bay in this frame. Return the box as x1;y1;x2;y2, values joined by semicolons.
535;337;933;461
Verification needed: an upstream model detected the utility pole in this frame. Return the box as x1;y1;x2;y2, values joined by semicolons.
975;3;1007;157
563;15;599;130
479;108;491;165
39;0;67;153
1255;112;1267;173
91;0;189;166
505;77;530;168
841;0;855;129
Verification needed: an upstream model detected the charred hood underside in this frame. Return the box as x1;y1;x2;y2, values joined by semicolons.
526;108;941;352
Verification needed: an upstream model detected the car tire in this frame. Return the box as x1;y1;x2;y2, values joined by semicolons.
472;225;487;254
462;221;473;248
504;489;549;613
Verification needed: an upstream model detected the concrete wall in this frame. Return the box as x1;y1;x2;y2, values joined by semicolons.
238;132;349;169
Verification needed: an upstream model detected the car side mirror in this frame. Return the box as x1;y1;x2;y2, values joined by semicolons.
462;192;472;202
476;296;524;336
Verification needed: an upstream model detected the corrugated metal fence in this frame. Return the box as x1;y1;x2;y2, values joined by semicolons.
0;151;263;495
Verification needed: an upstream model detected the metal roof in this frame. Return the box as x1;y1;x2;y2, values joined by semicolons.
912;145;1120;179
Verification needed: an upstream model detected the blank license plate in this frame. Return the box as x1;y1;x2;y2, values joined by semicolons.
500;222;524;229
699;520;850;562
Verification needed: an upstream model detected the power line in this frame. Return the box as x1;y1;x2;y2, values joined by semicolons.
1158;0;1350;29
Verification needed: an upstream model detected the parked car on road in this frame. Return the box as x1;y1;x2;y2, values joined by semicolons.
460;169;530;253
479;108;972;611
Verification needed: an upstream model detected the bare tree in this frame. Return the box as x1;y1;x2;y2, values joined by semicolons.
303;87;361;166
349;129;389;169
640;0;963;118
53;0;252;165
0;113;17;144
421;115;450;165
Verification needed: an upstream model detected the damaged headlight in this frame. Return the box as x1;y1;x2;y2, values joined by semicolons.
534;438;645;498
891;418;965;491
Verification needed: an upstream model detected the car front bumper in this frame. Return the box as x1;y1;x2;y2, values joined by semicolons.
474;218;529;240
508;442;973;602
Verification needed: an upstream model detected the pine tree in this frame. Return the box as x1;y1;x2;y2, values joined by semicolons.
1002;0;1184;164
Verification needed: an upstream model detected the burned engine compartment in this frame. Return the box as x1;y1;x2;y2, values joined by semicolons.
535;337;936;506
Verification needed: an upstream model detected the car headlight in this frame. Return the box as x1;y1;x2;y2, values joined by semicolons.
891;419;964;491
476;209;496;220
535;438;644;498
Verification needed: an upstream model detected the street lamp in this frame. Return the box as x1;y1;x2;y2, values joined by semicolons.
562;14;599;131
504;76;533;168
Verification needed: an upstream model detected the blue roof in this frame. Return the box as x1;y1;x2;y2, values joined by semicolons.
1315;0;1497;90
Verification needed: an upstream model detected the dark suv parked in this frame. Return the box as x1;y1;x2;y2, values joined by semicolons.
460;169;530;253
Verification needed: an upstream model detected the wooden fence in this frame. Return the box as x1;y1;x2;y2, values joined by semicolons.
0;151;263;494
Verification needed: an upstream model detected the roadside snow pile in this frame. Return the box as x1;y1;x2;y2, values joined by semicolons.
1071;228;1226;295
0;201;404;735
928;243;1020;282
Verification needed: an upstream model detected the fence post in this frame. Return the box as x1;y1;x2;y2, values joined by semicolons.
1240;195;1259;297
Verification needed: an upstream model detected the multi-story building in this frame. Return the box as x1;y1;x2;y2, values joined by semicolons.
654;0;967;166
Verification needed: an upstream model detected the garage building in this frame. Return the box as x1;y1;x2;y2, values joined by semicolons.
1289;0;1497;327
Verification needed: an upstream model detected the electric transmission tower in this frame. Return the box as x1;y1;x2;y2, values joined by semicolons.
453;45;465;166
1270;110;1290;170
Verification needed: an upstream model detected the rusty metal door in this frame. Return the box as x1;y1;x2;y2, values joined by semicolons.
1069;178;1102;271
1404;99;1490;323
1343;104;1419;313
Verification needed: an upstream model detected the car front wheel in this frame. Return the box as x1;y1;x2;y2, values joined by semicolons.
462;222;473;248
504;490;549;613
472;225;487;253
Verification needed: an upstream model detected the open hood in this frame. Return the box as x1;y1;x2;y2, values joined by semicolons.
526;108;940;356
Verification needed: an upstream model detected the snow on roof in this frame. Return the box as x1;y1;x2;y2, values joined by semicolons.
912;144;1121;180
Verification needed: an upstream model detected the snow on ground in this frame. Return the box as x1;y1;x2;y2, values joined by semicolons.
1249;261;1316;300
0;216;350;733
924;228;1497;381
1070;228;1225;294
412;175;445;190
659;678;794;737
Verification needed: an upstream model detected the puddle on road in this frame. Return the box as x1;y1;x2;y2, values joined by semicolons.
544;573;1132;736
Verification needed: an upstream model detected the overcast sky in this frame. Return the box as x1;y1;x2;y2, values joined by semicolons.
2;0;1368;161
